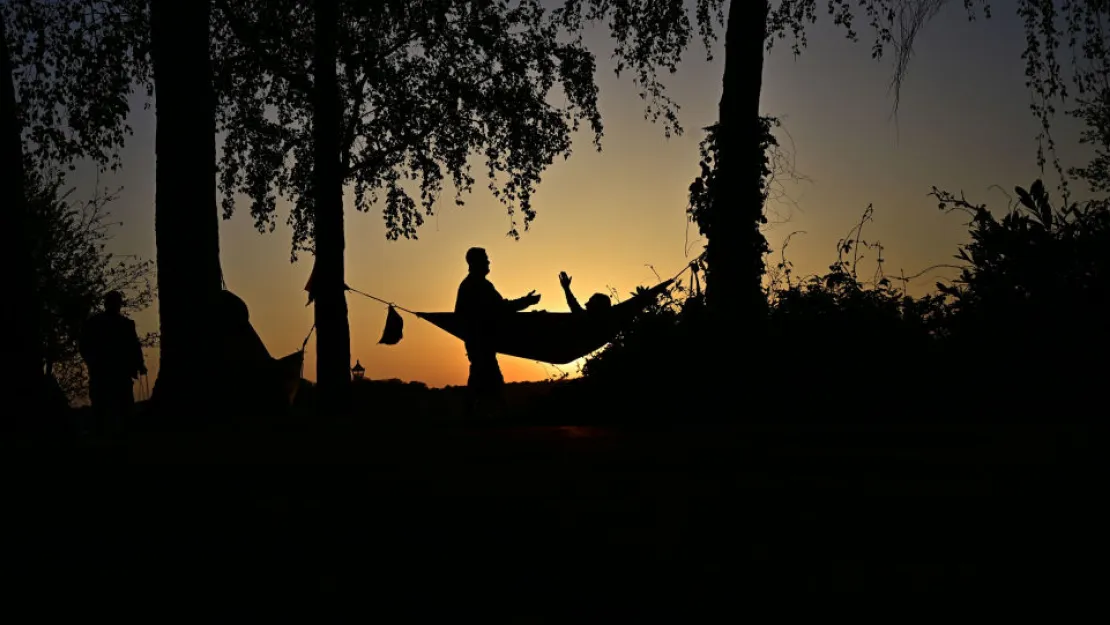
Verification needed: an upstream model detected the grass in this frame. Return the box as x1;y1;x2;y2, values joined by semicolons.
2;415;1096;616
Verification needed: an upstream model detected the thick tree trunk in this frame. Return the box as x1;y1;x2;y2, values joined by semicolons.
149;0;223;414
312;0;351;416
706;0;770;322
0;10;46;414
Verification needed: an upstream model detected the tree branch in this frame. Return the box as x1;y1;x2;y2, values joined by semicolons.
214;0;313;95
338;19;424;170
344;123;437;179
341;67;368;170
346;27;419;68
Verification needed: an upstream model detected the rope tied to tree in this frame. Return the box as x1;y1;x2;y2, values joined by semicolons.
344;256;701;315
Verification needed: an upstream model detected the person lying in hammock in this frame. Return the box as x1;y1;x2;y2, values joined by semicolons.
559;271;612;316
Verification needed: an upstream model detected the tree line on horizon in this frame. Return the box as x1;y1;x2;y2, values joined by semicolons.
3;0;1107;420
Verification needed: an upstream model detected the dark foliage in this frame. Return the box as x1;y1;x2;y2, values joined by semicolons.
686;116;780;294
25;166;155;403
576;178;1109;423
213;0;610;258
931;180;1110;380
0;0;152;172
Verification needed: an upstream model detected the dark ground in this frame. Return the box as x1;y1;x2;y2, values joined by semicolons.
2;419;1098;619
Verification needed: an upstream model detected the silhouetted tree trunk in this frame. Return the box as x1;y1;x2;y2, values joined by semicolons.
149;0;223;412
706;0;770;323
0;9;43;411
312;0;351;416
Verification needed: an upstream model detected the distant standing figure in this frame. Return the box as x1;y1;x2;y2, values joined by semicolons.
455;247;541;414
559;271;612;316
79;291;146;422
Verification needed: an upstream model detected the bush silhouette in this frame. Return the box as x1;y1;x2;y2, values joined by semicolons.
577;180;1108;423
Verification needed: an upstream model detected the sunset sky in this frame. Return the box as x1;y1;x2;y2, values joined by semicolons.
62;2;1091;390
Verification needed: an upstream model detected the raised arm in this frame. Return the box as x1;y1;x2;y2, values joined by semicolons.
559;272;583;314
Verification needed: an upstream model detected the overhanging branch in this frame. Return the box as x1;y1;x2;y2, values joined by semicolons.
341;67;368;170
344;122;437;179
215;0;314;95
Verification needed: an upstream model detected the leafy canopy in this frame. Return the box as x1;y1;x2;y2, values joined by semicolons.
214;0;607;260
1;0;152;171
214;0;973;259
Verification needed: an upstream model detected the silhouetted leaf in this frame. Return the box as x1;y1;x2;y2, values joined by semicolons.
1016;185;1036;211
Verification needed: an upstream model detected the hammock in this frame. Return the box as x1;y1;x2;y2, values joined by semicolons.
217;290;305;405
304;255;700;366
368;279;675;365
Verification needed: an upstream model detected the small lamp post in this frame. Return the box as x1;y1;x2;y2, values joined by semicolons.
351;360;365;381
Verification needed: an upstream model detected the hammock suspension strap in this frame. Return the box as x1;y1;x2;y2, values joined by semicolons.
297;324;315;379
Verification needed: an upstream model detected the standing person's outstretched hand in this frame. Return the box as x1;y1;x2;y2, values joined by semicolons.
523;290;541;307
559;271;572;289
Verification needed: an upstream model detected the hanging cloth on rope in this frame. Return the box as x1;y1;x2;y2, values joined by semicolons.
303;263;350;306
379;305;404;345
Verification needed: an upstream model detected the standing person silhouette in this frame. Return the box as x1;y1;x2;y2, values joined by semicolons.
79;291;145;427
454;247;540;417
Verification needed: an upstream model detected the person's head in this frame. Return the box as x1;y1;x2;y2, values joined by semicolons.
218;289;251;324
586;293;611;314
466;247;490;276
104;291;124;315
